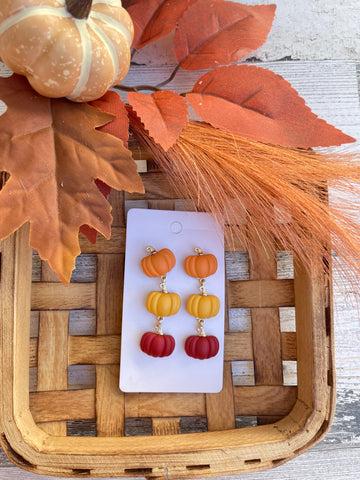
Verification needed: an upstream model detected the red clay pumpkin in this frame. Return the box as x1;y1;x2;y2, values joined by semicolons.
140;331;175;358
185;253;218;278
185;335;219;360
141;248;176;277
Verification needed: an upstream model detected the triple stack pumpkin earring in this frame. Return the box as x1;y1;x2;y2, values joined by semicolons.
184;248;220;360
140;247;180;358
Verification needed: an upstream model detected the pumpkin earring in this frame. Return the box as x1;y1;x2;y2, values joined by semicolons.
140;247;180;358
184;248;220;360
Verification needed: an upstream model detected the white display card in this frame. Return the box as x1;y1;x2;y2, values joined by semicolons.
119;209;225;393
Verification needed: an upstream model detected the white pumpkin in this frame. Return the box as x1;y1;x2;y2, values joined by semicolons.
0;0;134;102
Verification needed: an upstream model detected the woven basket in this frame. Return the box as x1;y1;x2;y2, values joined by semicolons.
0;153;335;478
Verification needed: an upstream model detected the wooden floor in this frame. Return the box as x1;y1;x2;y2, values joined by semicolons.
1;0;360;479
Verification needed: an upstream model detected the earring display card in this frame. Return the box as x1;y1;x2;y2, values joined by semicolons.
120;209;225;393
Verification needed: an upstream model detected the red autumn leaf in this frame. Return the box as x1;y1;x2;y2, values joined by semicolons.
127;0;198;50
128;90;188;150
91;91;130;146
122;0;138;8
81;91;130;244
0;75;144;284
174;0;276;70
187;65;355;147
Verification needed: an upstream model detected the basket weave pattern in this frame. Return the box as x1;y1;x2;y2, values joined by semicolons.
0;163;335;478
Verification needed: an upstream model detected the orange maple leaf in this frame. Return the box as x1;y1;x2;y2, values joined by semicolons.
0;75;144;284
80;91;130;244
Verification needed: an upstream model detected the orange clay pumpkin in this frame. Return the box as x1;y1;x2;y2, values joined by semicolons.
187;294;220;319
146;291;181;317
0;0;133;102
141;248;176;278
184;252;218;278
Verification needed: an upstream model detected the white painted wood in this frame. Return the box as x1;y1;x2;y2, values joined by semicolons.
133;0;360;64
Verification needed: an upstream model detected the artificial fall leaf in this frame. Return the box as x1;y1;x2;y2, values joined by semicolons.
127;0;198;50
174;0;276;70
80;91;130;244
90;91;130;147
128;90;188;150
79;179;112;244
122;0;138;8
0;75;144;284
129;115;360;289
187;65;355;147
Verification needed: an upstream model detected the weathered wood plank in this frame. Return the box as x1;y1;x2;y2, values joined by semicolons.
29;390;96;423
252;309;283;385
79;227;126;254
224;332;254;361
96;365;125;437
206;363;236;431
68;335;120;365
234;386;297;416
96;254;124;335
152;418;181;436
31;283;96;310
248;238;284;399
36;311;69;436
125;393;206;418
281;332;297;361
227;280;295;308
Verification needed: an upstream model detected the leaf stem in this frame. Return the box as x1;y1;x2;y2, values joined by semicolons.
113;84;161;93
155;64;181;88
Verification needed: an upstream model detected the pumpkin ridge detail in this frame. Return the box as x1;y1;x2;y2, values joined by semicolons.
185;335;219;360
140;331;175;358
184;253;218;278
187;293;220;319
141;248;176;277
69;21;93;100
146;291;181;317
0;0;134;102
91;12;133;45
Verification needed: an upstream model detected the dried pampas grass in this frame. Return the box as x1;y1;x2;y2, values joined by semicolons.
129;113;360;288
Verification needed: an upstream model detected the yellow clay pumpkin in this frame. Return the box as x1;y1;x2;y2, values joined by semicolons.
0;0;134;102
187;294;220;319
146;291;181;317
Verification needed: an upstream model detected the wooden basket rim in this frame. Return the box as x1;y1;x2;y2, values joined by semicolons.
0;224;336;478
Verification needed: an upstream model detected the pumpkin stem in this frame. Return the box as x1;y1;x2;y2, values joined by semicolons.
65;0;92;19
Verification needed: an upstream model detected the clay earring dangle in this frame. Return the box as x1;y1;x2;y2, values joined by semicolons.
140;247;180;357
184;247;220;360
